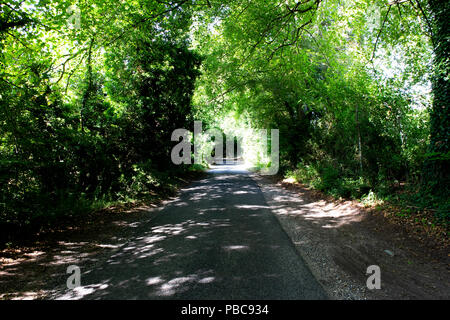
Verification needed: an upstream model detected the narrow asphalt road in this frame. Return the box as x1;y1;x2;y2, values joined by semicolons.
54;162;328;299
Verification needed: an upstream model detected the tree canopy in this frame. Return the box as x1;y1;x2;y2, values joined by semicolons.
0;0;448;242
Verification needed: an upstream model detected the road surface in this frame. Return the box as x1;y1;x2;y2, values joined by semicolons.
55;162;328;299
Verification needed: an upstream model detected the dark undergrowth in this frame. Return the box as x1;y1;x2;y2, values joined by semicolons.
0;164;206;249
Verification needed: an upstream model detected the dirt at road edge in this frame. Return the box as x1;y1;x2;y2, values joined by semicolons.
252;174;449;300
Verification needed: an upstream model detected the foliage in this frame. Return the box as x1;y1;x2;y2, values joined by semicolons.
422;0;450;196
191;0;448;223
0;0;448;241
0;0;202;242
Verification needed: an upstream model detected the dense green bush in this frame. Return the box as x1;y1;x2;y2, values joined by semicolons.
0;2;202;243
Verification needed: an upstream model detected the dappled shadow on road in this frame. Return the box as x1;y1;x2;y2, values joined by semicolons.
0;205;161;299
269;190;363;229
1;169;326;300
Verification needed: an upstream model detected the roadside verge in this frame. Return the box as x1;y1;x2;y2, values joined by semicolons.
251;173;449;300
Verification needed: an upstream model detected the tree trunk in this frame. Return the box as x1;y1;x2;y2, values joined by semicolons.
81;37;95;133
423;0;449;192
356;104;363;174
